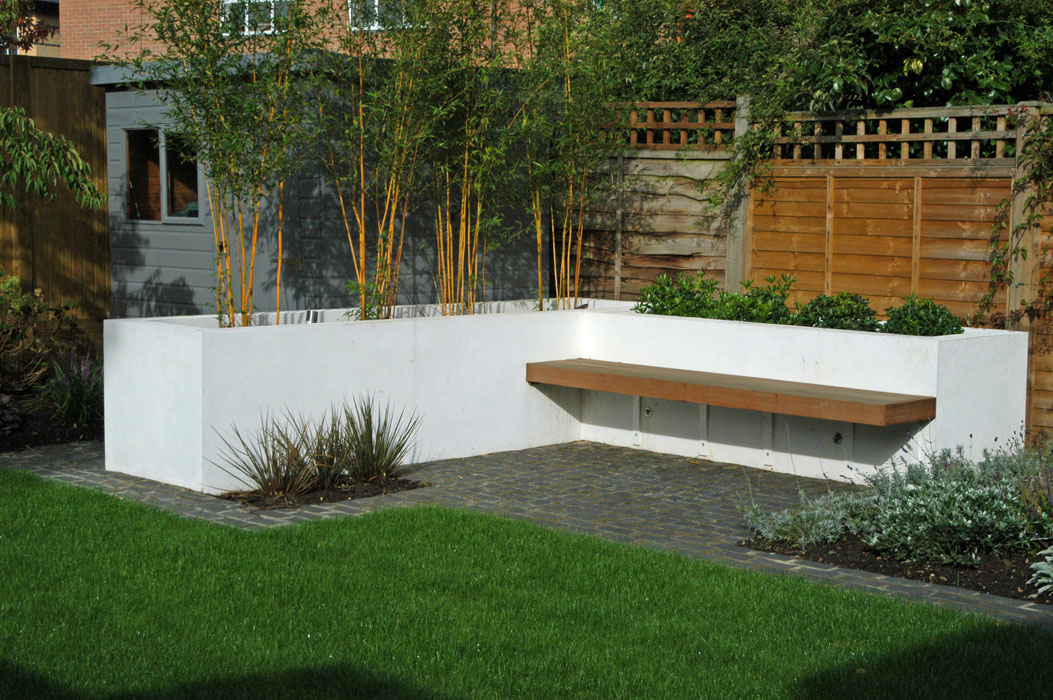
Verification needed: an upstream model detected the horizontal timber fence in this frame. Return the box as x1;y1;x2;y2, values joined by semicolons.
582;100;1053;433
0;55;109;341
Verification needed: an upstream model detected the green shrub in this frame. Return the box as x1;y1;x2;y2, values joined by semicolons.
709;274;794;324
0;273;78;392
632;271;718;317
793;292;880;331
883;295;964;336
36;350;103;428
633;272;793;323
744;443;1053;566
864;464;1031;565
1029;546;1053;595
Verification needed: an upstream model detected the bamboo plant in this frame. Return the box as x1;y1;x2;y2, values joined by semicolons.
109;0;328;327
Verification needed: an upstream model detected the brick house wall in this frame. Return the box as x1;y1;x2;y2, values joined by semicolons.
61;0;155;59
61;0;347;60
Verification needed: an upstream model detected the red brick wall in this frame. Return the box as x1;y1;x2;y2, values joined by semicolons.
61;0;156;59
61;1;346;60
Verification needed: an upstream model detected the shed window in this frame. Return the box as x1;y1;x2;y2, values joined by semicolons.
127;129;200;222
127;130;161;221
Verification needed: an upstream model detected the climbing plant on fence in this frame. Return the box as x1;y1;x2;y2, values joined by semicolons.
979;104;1053;330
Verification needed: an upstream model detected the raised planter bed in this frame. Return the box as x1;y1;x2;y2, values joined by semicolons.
105;302;1027;493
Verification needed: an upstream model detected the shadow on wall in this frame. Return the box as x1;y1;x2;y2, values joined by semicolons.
0;660;457;700
271;171;540;310
787;626;1053;699
261;173;355;311
109;224;200;318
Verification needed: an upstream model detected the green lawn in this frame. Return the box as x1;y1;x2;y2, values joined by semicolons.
1;469;1050;700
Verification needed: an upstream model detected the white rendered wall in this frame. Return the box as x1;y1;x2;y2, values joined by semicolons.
106;302;1027;492
107;304;588;494
576;310;1027;482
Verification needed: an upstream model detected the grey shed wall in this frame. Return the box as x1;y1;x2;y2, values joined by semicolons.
101;87;538;318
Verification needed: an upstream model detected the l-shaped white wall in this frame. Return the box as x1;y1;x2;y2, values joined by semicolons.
105;302;1028;493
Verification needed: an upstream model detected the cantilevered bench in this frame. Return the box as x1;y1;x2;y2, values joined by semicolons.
526;358;936;427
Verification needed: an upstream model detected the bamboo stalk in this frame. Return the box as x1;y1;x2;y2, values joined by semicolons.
275;178;284;324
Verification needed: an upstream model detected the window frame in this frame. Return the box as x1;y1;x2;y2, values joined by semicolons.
348;0;388;31
125;128;204;226
222;0;291;37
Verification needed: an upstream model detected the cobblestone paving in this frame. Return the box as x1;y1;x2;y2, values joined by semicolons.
3;440;1050;630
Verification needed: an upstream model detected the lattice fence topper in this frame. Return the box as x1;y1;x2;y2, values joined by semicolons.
609;102;1053;162
772;105;1021;163
614;101;738;150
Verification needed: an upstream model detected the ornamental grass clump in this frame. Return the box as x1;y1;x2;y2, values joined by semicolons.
217;397;421;498
342;395;422;481
217;410;319;498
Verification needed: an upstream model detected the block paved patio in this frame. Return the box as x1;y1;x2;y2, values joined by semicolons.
3;439;1050;630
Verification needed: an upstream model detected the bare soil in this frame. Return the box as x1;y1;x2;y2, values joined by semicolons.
0;393;102;452
221;475;427;509
744;534;1052;605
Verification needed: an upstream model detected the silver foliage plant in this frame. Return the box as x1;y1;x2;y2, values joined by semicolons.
742;441;1053;576
1030;547;1053;595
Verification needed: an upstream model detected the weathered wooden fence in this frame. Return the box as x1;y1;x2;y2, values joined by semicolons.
582;100;1053;434
0;55;109;340
579;100;748;298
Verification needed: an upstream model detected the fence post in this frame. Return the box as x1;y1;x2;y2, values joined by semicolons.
613;150;624;300
723;95;751;291
1007;106;1041;332
1006;103;1047;433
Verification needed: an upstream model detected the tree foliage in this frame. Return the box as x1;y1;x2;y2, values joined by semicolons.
0;0;103;210
0;107;105;209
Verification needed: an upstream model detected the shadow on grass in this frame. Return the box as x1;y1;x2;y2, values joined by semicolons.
0;661;455;700
790;624;1053;699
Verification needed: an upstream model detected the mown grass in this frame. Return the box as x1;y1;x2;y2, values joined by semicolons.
1;468;1051;699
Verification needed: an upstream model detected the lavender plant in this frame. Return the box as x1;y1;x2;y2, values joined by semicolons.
37;350;103;428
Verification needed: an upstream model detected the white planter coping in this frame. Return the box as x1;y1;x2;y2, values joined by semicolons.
105;301;1027;493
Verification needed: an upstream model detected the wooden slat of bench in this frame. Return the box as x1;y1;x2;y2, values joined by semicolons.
526;359;936;427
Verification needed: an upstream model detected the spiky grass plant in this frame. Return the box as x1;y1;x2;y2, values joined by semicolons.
310;410;355;491
216;410;318;498
216;397;422;497
343;395;422;481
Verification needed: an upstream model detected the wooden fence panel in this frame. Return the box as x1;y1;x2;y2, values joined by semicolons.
594;101;1053;434
746;174;1010;318
0;56;109;340
579;151;733;300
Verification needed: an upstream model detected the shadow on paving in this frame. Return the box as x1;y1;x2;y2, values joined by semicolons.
0;661;455;700
789;626;1053;699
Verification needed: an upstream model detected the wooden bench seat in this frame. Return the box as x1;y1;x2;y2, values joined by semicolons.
526;358;936;427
